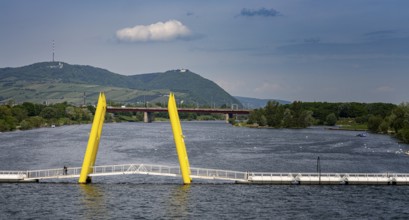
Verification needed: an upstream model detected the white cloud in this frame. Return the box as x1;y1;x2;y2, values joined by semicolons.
116;20;191;42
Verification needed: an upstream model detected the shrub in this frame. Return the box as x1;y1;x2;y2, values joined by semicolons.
325;113;337;126
20;120;33;130
397;128;409;144
367;115;383;133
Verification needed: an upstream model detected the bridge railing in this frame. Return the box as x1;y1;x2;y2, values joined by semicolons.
249;172;339;178
22;164;182;180
90;164;247;181
90;164;182;176
248;172;409;178
27;167;82;179
0;170;28;175
190;167;247;181
6;163;248;181
144;164;181;175
7;164;409;182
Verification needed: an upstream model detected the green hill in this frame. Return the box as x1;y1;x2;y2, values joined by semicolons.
130;70;239;108
0;62;242;107
0;62;133;87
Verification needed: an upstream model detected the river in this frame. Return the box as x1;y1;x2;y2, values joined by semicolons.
1;121;409;219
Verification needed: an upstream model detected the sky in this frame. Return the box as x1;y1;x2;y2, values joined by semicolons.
1;0;409;104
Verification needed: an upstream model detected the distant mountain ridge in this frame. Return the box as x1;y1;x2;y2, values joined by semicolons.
1;62;135;87
0;62;242;107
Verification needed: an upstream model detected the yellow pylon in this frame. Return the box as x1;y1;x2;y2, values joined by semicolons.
79;92;107;184
168;93;191;184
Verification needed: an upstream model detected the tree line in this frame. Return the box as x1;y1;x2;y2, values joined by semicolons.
247;101;314;128
2;100;408;144
0;102;95;131
246;101;409;144
0;101;225;132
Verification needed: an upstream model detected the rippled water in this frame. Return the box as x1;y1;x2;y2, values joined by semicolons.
1;122;409;219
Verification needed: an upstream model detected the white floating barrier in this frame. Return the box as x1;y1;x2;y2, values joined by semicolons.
245;173;409;185
0;174;37;183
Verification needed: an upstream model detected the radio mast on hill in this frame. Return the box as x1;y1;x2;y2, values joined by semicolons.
52;40;55;62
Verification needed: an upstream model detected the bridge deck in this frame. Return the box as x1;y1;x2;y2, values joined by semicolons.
107;107;251;114
2;164;409;185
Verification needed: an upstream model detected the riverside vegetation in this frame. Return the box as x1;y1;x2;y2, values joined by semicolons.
246;101;409;144
0;102;95;131
0;101;224;132
2;100;409;144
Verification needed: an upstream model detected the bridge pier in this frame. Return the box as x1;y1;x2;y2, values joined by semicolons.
143;112;154;123
225;113;234;123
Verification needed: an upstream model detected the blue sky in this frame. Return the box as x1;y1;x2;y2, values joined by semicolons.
1;0;409;103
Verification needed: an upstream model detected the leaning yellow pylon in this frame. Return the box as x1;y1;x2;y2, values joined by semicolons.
168;93;191;184
79;92;107;184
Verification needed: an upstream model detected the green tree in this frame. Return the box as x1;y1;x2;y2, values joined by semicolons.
0;105;12;119
397;128;409;143
282;108;293;128
367;103;395;118
21;102;44;116
355;115;369;124
40;107;58;119
247;109;265;126
368;115;383;133
12;106;28;122
325;113;337;126
0;106;16;131
289;101;312;128
20;120;33;130
338;103;351;118
259;115;267;126
379;119;390;134
264;101;283;127
65;106;77;120
0;119;10;131
390;103;409;133
27;116;45;128
87;105;96;115
299;110;314;128
51;102;68;118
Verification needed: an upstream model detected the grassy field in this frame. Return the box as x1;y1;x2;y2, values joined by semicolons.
336;118;368;131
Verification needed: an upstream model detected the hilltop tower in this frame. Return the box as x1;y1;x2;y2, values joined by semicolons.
52;40;55;62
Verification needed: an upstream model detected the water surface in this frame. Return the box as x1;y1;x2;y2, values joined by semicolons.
1;122;409;219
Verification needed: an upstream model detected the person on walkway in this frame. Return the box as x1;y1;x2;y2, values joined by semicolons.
63;166;68;175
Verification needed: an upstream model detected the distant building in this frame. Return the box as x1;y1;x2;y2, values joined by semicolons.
48;62;64;69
